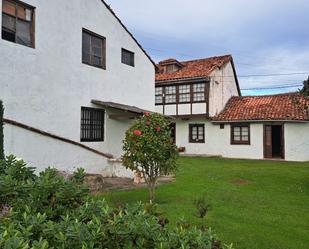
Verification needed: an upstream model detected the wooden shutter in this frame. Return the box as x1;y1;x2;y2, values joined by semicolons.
264;125;272;158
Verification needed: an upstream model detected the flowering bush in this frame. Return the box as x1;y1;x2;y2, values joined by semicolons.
0;156;234;249
122;112;178;201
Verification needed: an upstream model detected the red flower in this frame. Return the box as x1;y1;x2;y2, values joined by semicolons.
133;130;142;136
144;112;150;116
146;120;151;126
156;127;161;132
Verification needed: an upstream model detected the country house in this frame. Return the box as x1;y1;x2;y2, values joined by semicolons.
155;56;309;161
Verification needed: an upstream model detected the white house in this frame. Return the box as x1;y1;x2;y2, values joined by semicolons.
0;0;155;176
155;56;309;161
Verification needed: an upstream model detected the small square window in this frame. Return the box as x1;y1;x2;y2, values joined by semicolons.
231;124;250;145
189;124;205;143
121;48;134;67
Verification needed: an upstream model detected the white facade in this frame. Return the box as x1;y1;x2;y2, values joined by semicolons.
1;0;155;175
175;121;309;162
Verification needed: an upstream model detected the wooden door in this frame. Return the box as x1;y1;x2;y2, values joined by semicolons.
169;123;176;144
264;125;272;158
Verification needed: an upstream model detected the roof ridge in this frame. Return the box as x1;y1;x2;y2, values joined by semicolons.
180;54;232;64
235;92;299;98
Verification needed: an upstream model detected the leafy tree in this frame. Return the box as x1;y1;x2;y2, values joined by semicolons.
300;76;309;97
122;112;178;201
0;100;4;160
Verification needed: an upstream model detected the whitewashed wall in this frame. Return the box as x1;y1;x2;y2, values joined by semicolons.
209;62;239;116
175;121;264;159
285;123;309;161
0;0;155;175
175;121;309;162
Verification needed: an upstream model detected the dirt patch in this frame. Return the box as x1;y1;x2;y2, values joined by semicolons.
91;175;175;194
231;178;250;185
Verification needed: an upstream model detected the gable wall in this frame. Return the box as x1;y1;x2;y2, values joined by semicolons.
0;0;154;173
208;61;239;117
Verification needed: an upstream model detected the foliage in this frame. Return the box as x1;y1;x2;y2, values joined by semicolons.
194;195;211;219
300;76;309;97
0;156;232;249
0;100;4;160
122;112;178;201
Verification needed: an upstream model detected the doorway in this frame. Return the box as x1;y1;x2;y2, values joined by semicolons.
264;125;285;159
169;123;176;144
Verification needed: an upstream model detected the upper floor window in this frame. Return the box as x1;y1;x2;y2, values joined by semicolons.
189;124;205;143
165;86;176;104
80;107;105;142
155;83;207;105
121;48;134;67
231;124;250;145
82;29;106;69
193;83;205;102
1;0;35;47
155;87;163;104
179;84;190;103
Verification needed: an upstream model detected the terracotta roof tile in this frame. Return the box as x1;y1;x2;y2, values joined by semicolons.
213;93;309;122
156;55;232;82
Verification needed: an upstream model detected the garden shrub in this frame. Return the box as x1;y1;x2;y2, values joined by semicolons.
0;156;234;249
0;100;4;160
123;112;178;201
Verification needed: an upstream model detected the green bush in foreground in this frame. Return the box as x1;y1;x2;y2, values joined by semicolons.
0;100;4;160
0;156;233;249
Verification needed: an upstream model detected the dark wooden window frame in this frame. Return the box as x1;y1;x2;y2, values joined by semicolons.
121;48;135;67
164;85;177;104
80;107;105;142
155;86;163;105
189;124;205;143
82;28;106;70
1;0;35;48
230;123;250;145
192;83;206;103
155;82;208;105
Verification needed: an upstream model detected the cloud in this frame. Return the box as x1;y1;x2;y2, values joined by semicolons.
106;0;309;95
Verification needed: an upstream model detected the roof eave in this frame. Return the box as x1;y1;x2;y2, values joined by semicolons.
212;119;309;123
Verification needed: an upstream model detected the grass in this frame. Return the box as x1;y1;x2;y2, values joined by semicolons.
100;157;309;249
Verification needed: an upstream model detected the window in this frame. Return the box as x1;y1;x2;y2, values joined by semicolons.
1;0;35;47
82;29;106;69
81;107;105;142
155;87;163;104
189;124;205;143
231;124;250;145
179;84;190;103
193;83;205;102
165;86;176;104
121;48;134;67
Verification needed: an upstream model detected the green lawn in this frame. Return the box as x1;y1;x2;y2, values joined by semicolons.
100;157;309;249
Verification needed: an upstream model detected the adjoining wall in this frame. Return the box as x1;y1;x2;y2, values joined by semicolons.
209;62;239;117
175;120;309;162
0;0;154;175
285;123;309;161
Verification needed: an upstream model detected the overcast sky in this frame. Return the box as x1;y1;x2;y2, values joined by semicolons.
106;0;309;95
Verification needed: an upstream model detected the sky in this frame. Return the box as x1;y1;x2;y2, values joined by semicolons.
106;0;309;96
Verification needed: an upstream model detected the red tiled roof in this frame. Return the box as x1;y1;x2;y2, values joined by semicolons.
213;93;309;122
156;55;232;82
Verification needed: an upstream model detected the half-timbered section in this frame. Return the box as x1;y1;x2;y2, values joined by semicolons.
0;0;155;176
155;55;241;151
